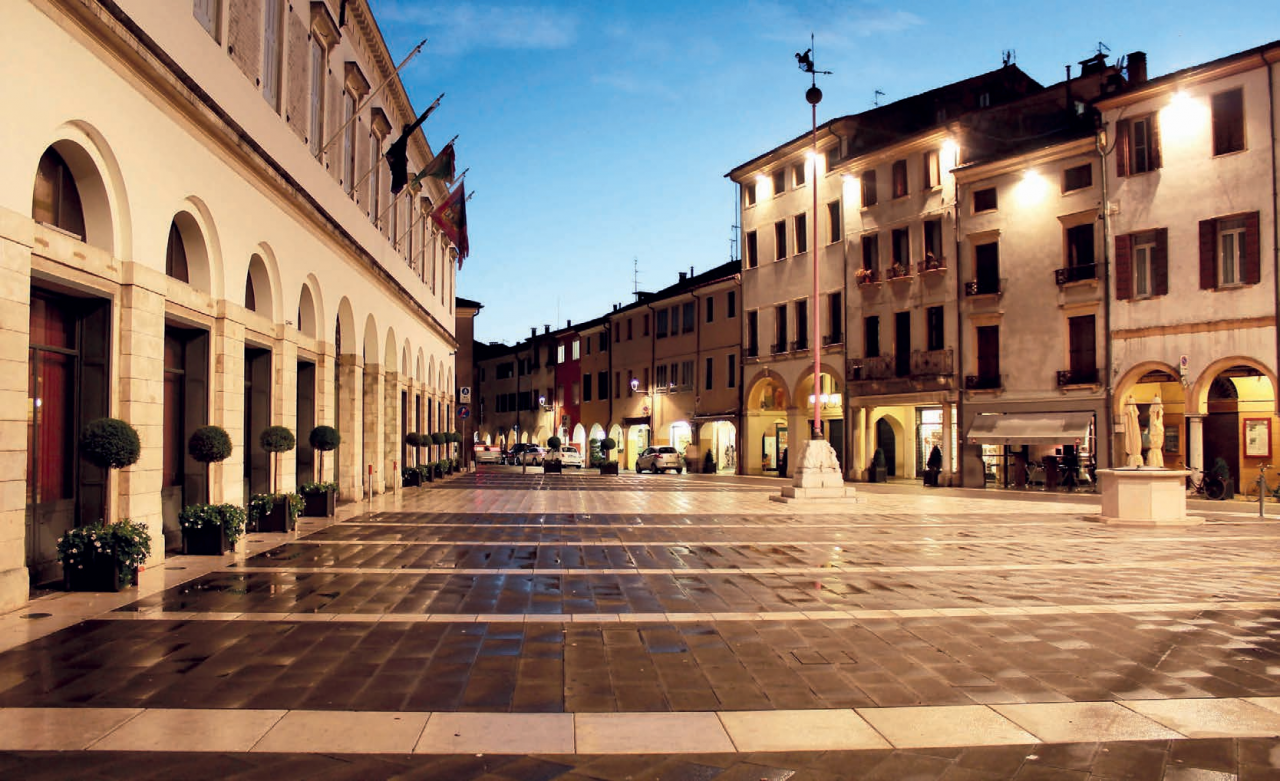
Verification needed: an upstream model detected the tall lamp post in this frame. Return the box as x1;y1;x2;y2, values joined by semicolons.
797;37;828;441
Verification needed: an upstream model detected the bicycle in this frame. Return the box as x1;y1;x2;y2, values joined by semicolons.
1187;467;1227;500
1242;463;1280;502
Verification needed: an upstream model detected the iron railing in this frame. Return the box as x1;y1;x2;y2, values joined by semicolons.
1057;368;1099;386
965;374;1002;390
912;348;953;377
1055;263;1098;285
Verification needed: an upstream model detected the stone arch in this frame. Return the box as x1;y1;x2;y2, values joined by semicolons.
415;349;425;383
1190;356;1278;416
296;281;319;339
446;367;454;397
362;314;379;364
589;423;605;440
401;340;412;381
1113;361;1182;416
334;297;356;355
383;327;398;375
745;369;791;411
33;120;132;258
437;364;446;395
428;355;436;391
166;196;220;295
869;409;909;476
244;245;281;321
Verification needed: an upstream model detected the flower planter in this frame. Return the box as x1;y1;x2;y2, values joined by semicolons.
922;470;939;487
302;488;336;518
403;470;422;488
600;462;620;475
254;497;294;533
433;466;443;480
544;460;563;474
182;524;229;556
63;555;135;592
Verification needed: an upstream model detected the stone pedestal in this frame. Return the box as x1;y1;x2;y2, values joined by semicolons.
1097;468;1202;526
770;439;854;504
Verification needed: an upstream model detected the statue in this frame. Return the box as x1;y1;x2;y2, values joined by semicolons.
1146;395;1165;468
1123;396;1144;468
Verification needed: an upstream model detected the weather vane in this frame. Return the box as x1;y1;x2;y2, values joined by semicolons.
795;35;832;82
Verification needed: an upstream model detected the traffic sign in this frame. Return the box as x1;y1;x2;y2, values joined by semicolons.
458;405;470;419
460;386;472;404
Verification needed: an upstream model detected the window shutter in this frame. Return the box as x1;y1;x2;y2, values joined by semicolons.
1115;119;1131;178
1152;228;1169;296
1244;210;1262;284
1199;219;1217;289
1114;233;1133;300
1148;112;1162;170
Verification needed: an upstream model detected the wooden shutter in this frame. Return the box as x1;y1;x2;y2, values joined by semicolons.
1114;233;1133;299
1115;119;1131;178
1244;210;1262;284
1148;112;1162;170
1152;228;1169;296
1199;219;1217;289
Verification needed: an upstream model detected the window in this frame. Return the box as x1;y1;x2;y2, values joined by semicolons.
1217;217;1247;286
747;311;759;356
682;302;695;333
309;39;327;158
924;219;943;265
892;227;910;269
973;241;999;295
627;318;633;340
1068;315;1097;382
861;233;879;271
643;314;649;337
583;376;592;402
861;170;878;207
727;354;737;388
864;316;880;358
1116;229;1167;299
795;214;807;254
599;332;608;351
745;231;758;269
627;371;634;397
1212;88;1245;156
926;306;944;351
923;149;941;189
774;305;787;353
585;338;591;356
728;290;737;318
1117;114;1161;176
1066;223;1095;269
614;325;620;344
599;371;608;399
165;222;190;283
1062;164;1092;192
894;311;911;377
705;357;714;390
795;299;808;350
793;162;806;187
656;309;668;338
556;345;565;364
827;201;841;244
706;296;714;323
978;91;990;108
680;361;693;390
892;159;908;198
825;140;842;168
615;371;621;398
342;90;356;194
32;148;86;240
744;181;757;206
973;187;997;212
774;221;787;260
976;325;1000;382
826;292;842;344
194;0;219;38
772;169;785;196
262;0;283;109
656;364;668;390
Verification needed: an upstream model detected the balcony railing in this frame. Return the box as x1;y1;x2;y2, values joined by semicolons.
917;256;947;275
1055;263;1099;286
855;268;880;286
965;374;1002;390
791;338;809;352
965;279;1003;297
1057;368;1100;386
911;348;953;377
745;344;759;358
822;333;843;347
847;354;895;382
885;264;911;281
771;342;787;355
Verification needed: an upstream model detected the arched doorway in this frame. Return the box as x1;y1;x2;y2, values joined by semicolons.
625;425;650;471
876;418;897;477
698;421;738;473
745;374;789;475
1191;361;1277;493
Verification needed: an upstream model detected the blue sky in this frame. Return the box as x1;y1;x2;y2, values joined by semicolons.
365;0;1280;346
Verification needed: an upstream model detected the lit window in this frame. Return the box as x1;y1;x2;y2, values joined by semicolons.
772;169;785;196
1212;88;1245;156
1133;241;1153;298
1218;217;1246;286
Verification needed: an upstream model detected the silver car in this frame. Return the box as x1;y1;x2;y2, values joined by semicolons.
636;446;683;474
556;447;584;468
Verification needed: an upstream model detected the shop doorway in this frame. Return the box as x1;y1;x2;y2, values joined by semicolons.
162;326;210;552
296;360;315;484
244;346;272;499
876;418;897;477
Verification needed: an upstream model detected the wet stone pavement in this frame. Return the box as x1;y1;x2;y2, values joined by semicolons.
2;469;1280;779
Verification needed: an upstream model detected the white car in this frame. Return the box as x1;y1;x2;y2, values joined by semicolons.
636;446;683;474
515;446;547;465
556;447;584;468
473;444;503;464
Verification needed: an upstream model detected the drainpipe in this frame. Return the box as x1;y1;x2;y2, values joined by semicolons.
692;292;702;461
1269;60;1280;419
735;274;744;474
953;145;965;486
605;321;614;439
1098;121;1115;468
842;194;850;477
647;302;657;446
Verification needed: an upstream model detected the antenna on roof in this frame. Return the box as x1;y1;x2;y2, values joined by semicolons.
873;89;885;107
1096;41;1111;55
632;257;639;293
1002;49;1016;67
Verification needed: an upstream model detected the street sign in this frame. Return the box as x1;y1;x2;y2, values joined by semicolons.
460;386;472;404
458;405;470;419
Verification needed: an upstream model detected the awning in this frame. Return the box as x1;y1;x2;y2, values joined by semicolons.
966;412;1094;446
621;416;650;427
692;410;738;422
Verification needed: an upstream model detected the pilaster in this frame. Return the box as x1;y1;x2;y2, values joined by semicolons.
116;283;166;562
0;234;32;612
212;313;246;506
362;362;383;495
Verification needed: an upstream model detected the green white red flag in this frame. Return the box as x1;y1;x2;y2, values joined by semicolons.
430;183;468;267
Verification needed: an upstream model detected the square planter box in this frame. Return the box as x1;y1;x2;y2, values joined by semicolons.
63;555;136;592
182;525;229;555
302;489;336;518
403;471;422;488
600;462;620;475
254;498;295;533
544;460;563;474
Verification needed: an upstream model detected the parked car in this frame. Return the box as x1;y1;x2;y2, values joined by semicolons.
505;443;535;464
636;446;683;474
556;447;584;468
514;445;547;466
473;444;503;464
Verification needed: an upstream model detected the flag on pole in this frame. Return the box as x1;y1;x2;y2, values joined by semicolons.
386;95;443;194
409;142;456;189
430;184;469;267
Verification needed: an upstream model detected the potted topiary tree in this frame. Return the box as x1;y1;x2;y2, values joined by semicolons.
252;425;299;533
430;432;446;477
178;503;246;555
871;448;888;483
188;425;232;503
923;445;943;487
544;435;563;473
599;437;619;475
703;450;717;474
59;417;148;591
301;425;340;517
403;432;423;487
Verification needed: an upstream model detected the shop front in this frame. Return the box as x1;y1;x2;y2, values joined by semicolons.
965;410;1097;490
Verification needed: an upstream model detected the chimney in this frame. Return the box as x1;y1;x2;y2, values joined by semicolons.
530;327;536;338
689;265;694;277
678;272;687;282
1127;52;1147;85
566;319;572;328
543;325;550;334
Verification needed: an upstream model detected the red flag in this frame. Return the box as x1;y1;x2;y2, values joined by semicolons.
430;184;469;267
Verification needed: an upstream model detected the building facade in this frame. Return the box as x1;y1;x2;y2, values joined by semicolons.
7;0;462;610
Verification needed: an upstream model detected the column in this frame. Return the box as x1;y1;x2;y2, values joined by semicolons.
336;354;362;500
0;236;32;611
316;342;335;482
276;334;298;493
1187;413;1205;473
362;363;383;494
941;402;954;486
383;370;399;490
116;283;166;563
211;312;246;506
856;407;869;481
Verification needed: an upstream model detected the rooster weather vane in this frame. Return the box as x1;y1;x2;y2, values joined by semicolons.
796;34;831;106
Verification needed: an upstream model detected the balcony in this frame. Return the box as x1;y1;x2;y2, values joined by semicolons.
846;355;895;382
1055;263;1098;286
791;338;809;352
855;268;881;287
885;263;912;281
965;374;1002;391
822;333;843;347
964;279;1003;297
771;342;787;355
911;348;953;378
1057;368;1100;386
917;256;947;275
745;344;759;358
